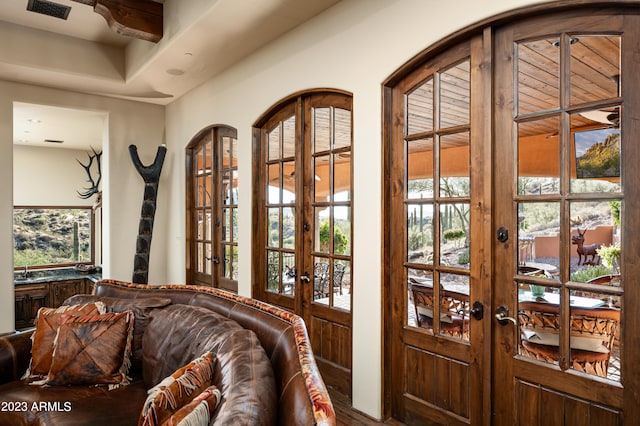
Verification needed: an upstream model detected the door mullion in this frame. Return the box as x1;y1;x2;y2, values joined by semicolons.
298;97;310;318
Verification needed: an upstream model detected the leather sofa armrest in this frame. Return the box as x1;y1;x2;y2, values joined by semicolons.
0;330;33;384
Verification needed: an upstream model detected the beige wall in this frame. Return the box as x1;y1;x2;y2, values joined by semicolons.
13;145;97;207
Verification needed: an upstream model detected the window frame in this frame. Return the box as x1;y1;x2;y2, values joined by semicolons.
13;205;96;270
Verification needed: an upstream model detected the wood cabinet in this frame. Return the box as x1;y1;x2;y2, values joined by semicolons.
50;279;87;308
14;279;95;330
14;284;50;330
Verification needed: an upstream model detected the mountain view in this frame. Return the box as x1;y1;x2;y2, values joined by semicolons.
13;208;92;267
576;131;620;179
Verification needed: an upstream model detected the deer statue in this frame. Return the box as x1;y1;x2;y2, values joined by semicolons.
571;228;601;266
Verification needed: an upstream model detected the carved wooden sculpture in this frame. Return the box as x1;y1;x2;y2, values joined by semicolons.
129;144;167;284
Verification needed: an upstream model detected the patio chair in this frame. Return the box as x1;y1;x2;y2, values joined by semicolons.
518;301;620;377
314;262;347;299
314;262;330;299
573;274;621;307
267;261;280;291
333;263;346;295
408;279;470;339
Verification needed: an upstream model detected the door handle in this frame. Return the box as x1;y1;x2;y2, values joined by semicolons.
497;226;509;242
469;301;484;320
495;305;517;325
300;273;311;283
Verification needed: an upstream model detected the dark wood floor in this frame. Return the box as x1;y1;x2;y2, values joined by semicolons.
330;388;404;426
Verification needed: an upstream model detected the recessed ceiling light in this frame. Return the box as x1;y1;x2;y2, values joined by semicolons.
27;118;42;123
166;68;185;76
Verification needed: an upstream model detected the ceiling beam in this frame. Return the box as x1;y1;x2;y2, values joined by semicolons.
71;0;163;43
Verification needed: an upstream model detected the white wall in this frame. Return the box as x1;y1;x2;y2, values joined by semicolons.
1;80;165;334
13;145;97;207
0;88;14;337
164;0;548;419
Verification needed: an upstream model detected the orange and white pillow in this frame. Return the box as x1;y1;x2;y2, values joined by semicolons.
162;385;221;426
139;352;217;426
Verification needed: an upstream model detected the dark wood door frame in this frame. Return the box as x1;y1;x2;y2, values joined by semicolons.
252;89;354;397
185;124;238;292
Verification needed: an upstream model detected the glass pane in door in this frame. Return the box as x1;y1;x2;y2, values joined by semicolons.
570;110;621;194
314;108;331;153
334;153;351;202
517;37;560;115
407;78;433;134
569;201;620;279
334;108;351;150
439;203;470;269
440;61;470;128
518;117;560;195
517;202;560;273
407;268;434;328
333;260;350;311
407;138;434;199
440;133;469;197
407;203;434;266
440;273;470;341
570;36;620;106
315;155;330;202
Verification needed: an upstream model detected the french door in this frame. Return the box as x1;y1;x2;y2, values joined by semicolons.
385;4;640;425
253;91;354;396
386;33;492;424
493;8;638;425
186;125;238;292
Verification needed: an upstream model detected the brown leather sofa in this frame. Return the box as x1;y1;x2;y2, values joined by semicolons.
0;280;336;425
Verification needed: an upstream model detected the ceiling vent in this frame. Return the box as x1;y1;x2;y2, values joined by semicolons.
27;0;71;20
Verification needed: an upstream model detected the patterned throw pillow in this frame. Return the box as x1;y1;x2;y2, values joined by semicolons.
46;310;135;388
63;294;172;372
139;352;215;426
161;385;221;426
25;302;106;381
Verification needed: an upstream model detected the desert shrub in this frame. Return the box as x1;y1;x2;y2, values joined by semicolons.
570;264;613;282
443;228;465;242
458;248;470;265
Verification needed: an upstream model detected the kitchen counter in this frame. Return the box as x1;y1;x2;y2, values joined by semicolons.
14;267;101;286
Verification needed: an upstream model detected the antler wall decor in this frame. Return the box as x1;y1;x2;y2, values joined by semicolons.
77;147;102;205
129;144;167;284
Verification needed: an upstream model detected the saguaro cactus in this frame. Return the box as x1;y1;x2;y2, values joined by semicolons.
129;144;167;284
73;221;79;261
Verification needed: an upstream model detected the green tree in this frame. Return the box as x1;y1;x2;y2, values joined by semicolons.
319;220;349;254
